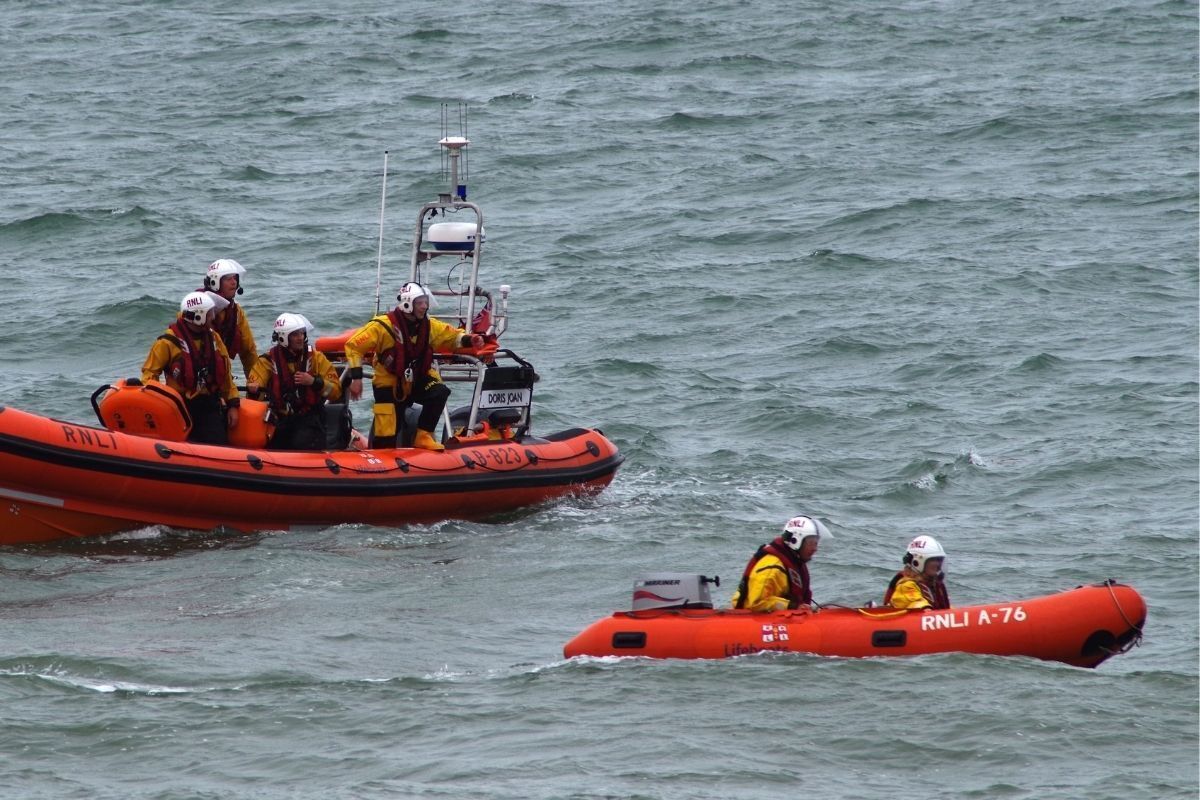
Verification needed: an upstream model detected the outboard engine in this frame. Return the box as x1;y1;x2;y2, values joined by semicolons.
631;573;720;611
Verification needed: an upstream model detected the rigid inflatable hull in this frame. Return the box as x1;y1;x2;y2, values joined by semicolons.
563;583;1146;669
0;405;622;544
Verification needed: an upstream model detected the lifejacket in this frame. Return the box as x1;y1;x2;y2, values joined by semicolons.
733;537;811;610
883;570;951;609
266;344;322;417
377;309;432;395
163;320;226;396
217;305;243;357
198;287;244;359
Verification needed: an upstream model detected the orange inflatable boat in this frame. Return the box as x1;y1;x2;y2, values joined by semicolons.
0;383;621;545
563;575;1146;668
0;127;626;545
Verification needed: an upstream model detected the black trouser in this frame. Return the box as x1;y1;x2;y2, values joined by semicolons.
268;410;326;451
370;379;451;448
185;394;228;445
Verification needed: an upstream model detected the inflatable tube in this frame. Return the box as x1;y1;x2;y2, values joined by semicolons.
0;403;623;544
563;582;1146;669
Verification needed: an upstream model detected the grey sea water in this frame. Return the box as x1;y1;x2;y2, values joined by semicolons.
0;1;1196;798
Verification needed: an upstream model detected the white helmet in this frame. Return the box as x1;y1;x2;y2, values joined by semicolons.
397;282;433;314
272;312;311;345
905;536;947;572
781;515;831;551
180;291;218;326
204;258;246;294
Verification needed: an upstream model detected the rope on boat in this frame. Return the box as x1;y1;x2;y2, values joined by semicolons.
1098;578;1144;655
853;606;908;620
154;442;600;475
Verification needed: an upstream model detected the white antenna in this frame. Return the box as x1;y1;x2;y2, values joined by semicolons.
440;103;469;201
439;135;470;202
373;150;390;315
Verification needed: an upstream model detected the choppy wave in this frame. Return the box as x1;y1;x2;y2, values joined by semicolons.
0;0;1195;798
0;206;158;236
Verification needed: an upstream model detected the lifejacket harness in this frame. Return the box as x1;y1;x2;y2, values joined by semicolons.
266;345;322;417
375;310;431;400
883;571;951;609
161;321;226;397
733;538;811;610
196;287;243;359
214;298;242;355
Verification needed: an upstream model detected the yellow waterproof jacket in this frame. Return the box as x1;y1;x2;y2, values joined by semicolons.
248;347;342;411
886;576;932;610
141;321;239;402
214;304;259;377
729;554;795;612
343;312;468;393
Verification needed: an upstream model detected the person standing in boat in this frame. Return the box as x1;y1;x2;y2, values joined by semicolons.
141;291;241;445
883;535;951;610
730;515;830;612
201;258;258;379
344;282;484;452
246;313;342;451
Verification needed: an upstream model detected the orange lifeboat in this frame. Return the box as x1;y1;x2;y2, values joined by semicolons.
0;396;622;545
1;129;625;544
563;575;1146;669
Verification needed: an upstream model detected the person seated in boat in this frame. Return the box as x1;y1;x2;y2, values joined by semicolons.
201;258;258;379
883;535;951;610
344;282;484;452
141;291;240;445
730;515;830;612
246;312;342;451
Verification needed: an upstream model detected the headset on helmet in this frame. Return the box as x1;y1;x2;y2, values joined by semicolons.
204;259;246;294
272;312;311;345
781;515;831;551
904;536;947;573
180;291;218;327
396;282;433;314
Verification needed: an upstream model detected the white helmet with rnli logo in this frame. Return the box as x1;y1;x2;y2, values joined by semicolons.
904;535;946;572
397;282;434;314
180;291;218;327
272;312;312;345
204;258;246;294
781;515;831;551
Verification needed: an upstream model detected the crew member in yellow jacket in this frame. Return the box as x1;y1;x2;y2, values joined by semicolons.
345;282;483;451
730;515;830;612
884;535;951;610
202;258;258;378
247;313;342;451
141;291;241;445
